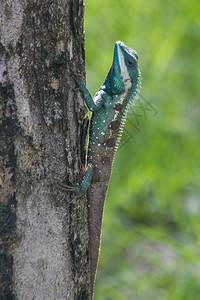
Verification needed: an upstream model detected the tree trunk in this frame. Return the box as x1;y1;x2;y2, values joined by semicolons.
0;0;90;299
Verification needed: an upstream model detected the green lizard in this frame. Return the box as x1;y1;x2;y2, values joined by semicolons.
59;41;141;298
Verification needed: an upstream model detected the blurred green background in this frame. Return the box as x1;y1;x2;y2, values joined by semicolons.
85;0;200;299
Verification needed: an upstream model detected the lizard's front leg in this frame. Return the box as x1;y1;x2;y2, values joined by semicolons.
73;76;105;112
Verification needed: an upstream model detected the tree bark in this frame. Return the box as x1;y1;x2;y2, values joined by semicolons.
0;0;90;299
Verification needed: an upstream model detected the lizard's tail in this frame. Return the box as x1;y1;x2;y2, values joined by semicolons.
88;184;107;299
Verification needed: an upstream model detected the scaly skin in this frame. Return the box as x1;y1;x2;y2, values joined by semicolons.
87;88;139;298
59;41;141;298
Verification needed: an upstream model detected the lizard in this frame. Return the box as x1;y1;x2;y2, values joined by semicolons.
59;41;141;299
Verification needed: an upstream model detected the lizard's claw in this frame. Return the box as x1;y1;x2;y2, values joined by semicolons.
57;181;76;192
70;73;82;85
69;195;80;203
73;86;81;92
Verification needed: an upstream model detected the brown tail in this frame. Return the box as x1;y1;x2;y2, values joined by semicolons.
88;183;108;299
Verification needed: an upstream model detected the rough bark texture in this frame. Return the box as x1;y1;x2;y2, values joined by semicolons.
0;0;90;299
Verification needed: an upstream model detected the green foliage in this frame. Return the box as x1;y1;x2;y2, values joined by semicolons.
85;0;200;299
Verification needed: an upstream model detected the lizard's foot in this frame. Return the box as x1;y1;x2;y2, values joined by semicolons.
71;75;82;92
57;181;85;203
70;73;82;86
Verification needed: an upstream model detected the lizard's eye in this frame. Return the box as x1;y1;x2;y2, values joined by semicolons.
125;57;135;67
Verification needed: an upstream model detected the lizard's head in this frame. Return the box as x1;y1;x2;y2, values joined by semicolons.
104;41;140;94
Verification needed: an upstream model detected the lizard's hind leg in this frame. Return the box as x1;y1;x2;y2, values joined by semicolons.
57;163;95;201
